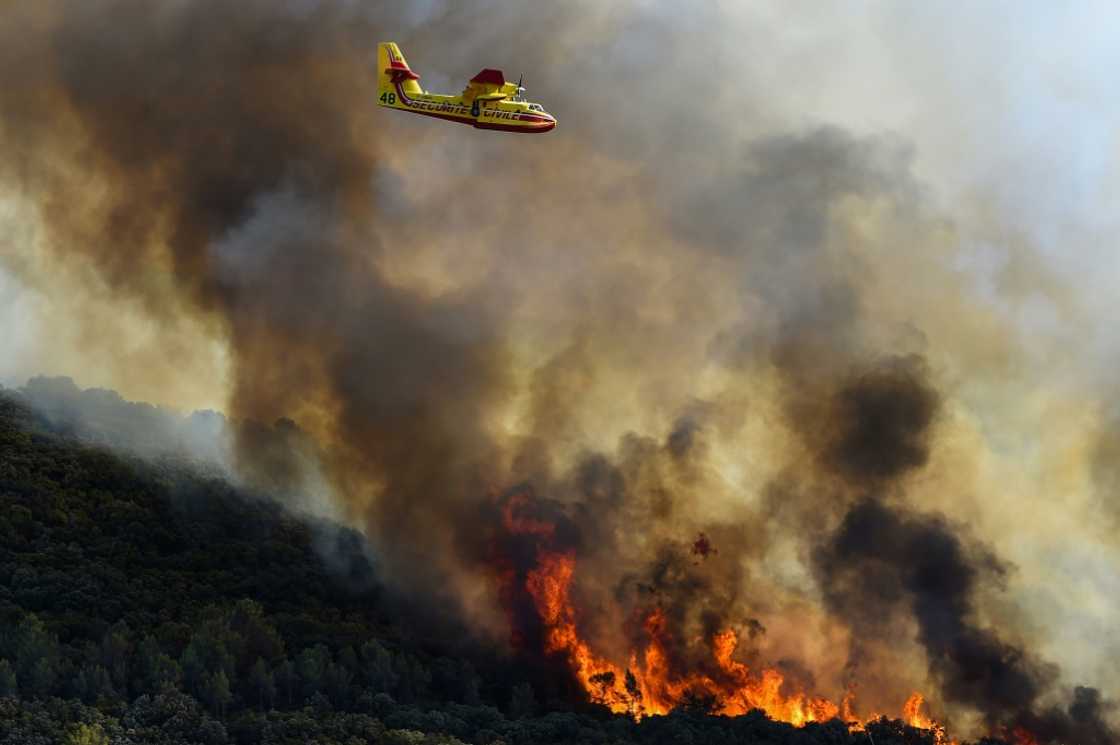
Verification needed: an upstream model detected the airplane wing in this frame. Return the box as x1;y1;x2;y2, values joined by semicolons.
463;69;516;101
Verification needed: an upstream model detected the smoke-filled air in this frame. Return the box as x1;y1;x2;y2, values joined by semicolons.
1;2;1118;743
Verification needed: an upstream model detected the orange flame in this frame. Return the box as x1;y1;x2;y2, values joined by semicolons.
497;490;955;739
522;546;951;735
904;693;934;729
902;693;957;745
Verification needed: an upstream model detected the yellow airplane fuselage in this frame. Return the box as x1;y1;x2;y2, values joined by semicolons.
377;42;556;134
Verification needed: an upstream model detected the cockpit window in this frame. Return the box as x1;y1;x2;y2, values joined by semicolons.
528;104;544;112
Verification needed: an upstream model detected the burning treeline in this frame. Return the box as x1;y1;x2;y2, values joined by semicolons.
479;362;1105;744
0;2;1116;744
493;485;912;729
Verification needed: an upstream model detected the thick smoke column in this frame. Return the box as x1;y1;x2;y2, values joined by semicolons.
815;499;1115;743
796;360;1115;741
1;1;1116;741
0;0;515;599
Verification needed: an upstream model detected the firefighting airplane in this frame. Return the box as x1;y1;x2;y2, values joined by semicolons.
376;42;556;134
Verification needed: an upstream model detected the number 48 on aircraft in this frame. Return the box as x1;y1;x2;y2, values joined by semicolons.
376;42;556;134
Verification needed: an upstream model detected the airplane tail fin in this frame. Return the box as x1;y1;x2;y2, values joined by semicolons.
377;42;422;100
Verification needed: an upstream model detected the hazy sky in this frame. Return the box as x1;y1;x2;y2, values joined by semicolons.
3;2;1117;404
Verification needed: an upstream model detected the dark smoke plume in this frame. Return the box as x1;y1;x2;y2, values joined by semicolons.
819;358;940;484
0;0;517;604
815;500;1116;742
801;358;1114;740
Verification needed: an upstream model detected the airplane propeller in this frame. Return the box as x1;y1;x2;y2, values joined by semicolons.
517;73;524;97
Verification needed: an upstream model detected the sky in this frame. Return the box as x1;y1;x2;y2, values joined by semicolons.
4;2;1119;401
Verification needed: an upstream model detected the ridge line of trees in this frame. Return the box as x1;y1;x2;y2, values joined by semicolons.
0;390;989;745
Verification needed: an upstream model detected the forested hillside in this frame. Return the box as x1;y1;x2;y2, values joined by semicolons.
0;389;976;745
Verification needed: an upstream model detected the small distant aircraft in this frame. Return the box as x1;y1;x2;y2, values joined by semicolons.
376;42;556;134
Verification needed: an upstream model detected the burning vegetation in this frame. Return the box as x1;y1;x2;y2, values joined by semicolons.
493;486;949;736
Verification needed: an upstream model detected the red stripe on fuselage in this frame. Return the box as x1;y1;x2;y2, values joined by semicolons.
391;82;553;133
475;120;555;133
392;82;473;125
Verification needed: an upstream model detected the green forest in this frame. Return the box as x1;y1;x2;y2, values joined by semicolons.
0;388;988;745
